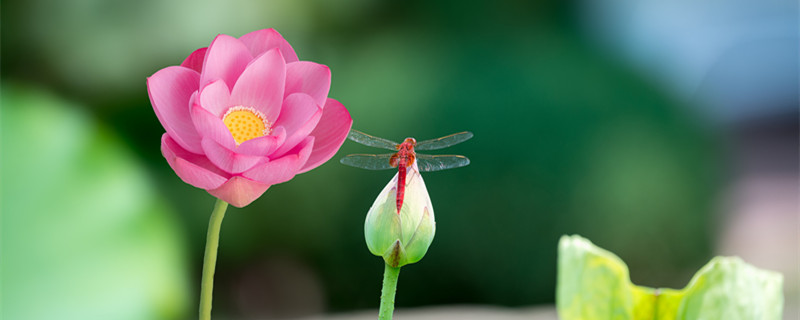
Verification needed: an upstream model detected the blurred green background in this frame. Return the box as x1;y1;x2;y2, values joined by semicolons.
2;0;797;319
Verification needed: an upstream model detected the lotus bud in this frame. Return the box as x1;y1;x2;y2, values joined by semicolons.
365;163;435;267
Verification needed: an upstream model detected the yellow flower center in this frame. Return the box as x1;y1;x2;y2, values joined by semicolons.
222;106;271;144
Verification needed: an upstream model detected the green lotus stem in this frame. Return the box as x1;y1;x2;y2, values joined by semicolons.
378;263;401;320
199;199;228;320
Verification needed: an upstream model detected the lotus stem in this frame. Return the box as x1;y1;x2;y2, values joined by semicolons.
378;263;401;320
199;199;228;320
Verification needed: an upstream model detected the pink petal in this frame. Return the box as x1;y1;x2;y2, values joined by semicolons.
285;61;331;107
161;134;228;190
239;29;299;63
299;98;352;173
242;137;314;184
201;138;265;174
271;93;322;158
147;66;203;154
191;104;237;150
229;48;286;122
236;126;286;156
199;79;232;117
187;90;199;117
200;34;253;89
181;47;207;73
208;176;270;208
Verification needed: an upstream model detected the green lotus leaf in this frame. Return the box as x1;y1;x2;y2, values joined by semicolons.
557;235;783;320
1;84;189;320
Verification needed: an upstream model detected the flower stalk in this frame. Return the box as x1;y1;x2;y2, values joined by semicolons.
378;263;401;320
199;199;228;320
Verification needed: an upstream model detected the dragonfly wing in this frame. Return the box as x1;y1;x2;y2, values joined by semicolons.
415;131;474;150
340;153;396;170
415;154;471;172
347;129;399;150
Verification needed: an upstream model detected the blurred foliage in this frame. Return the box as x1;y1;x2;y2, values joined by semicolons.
2;0;722;317
1;84;189;320
557;235;784;319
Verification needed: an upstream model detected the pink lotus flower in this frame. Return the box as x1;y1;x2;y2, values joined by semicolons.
148;29;352;207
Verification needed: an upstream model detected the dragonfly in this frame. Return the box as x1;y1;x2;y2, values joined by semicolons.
340;129;473;213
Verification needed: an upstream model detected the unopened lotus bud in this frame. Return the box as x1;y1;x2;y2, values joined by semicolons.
365;163;435;267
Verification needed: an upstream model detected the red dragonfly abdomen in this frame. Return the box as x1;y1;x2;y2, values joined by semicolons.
391;138;417;214
396;164;406;213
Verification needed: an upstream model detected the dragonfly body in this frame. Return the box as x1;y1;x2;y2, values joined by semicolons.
391;138;417;212
341;130;472;214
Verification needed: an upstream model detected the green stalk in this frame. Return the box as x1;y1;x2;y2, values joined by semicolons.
199;199;229;320
378;263;401;320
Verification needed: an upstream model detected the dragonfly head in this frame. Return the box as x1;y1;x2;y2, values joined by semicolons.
403;137;417;146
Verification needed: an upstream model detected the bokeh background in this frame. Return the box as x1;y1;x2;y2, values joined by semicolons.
2;0;797;319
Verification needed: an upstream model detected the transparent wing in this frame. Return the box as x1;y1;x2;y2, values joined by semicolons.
415;154;470;172
415;131;474;151
347;129;399;150
340;153;396;170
